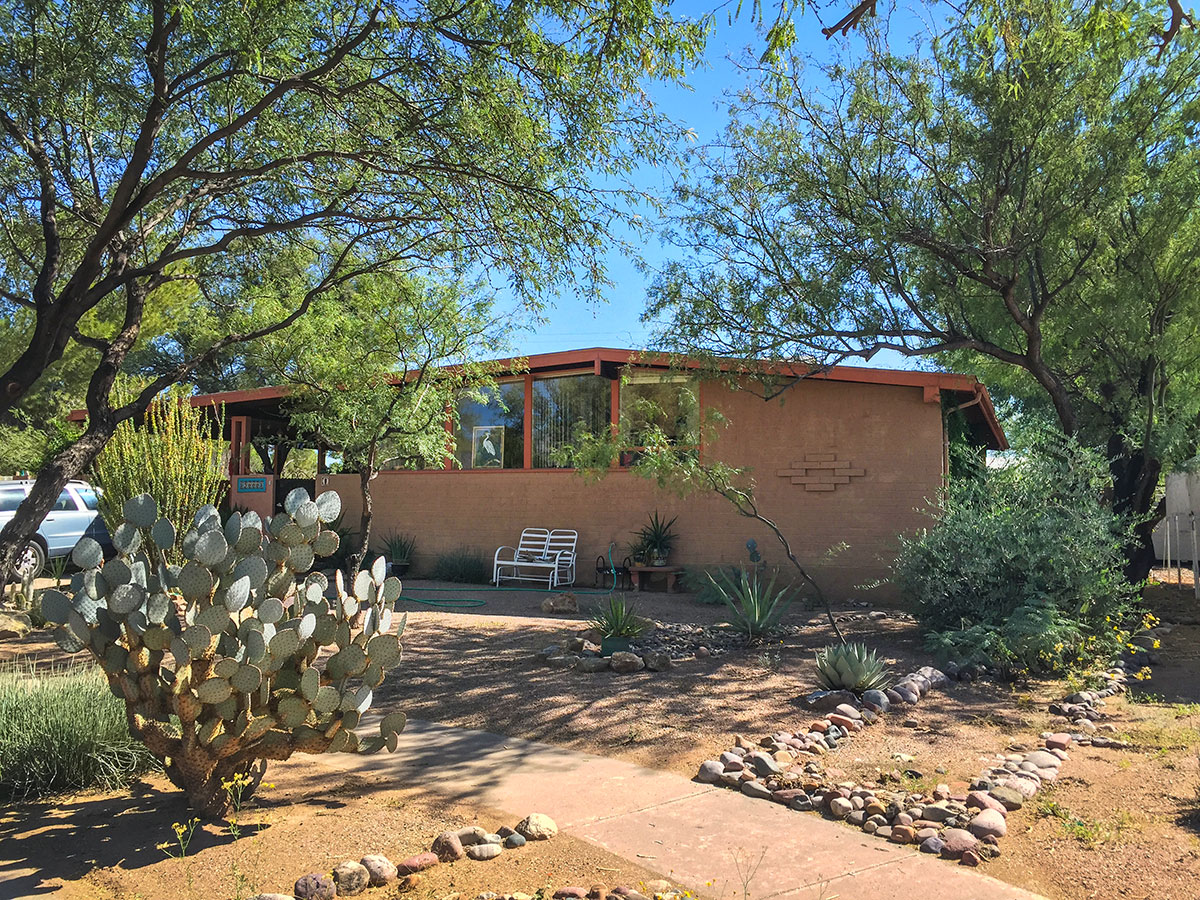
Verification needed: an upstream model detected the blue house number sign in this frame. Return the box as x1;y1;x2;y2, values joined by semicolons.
236;476;268;494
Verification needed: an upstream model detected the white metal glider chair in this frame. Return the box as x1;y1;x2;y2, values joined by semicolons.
493;528;578;589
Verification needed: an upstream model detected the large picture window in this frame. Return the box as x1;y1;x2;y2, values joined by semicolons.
455;382;524;469
532;374;611;468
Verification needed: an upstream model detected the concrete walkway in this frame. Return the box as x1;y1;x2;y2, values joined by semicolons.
310;719;1044;900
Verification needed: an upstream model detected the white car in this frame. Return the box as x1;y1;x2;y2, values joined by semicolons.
0;480;112;578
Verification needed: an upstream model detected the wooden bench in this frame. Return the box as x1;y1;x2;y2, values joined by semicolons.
629;565;684;593
493;528;578;589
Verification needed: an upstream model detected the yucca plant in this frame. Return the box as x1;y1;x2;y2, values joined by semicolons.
588;595;649;639
814;642;892;693
709;568;792;639
377;532;416;564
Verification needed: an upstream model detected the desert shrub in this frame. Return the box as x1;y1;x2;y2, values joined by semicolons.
588;595;649;638
681;566;740;604
432;546;490;583
0;664;159;801
895;436;1141;675
92;383;226;560
39;488;408;817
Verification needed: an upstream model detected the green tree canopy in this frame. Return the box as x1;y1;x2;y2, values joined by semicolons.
254;272;512;572
0;0;706;576
647;0;1200;580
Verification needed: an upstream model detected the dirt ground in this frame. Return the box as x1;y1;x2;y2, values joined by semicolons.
3;573;1200;900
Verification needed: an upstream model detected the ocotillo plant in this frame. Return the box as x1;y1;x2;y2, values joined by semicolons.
40;488;407;817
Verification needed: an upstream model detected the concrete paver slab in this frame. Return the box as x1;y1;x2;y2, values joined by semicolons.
309;719;1043;900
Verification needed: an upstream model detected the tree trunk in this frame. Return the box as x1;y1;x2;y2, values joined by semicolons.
350;446;378;576
1108;442;1164;585
0;420;115;596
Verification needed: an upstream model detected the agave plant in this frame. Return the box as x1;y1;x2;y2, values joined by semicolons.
709;568;792;639
814;642;892;693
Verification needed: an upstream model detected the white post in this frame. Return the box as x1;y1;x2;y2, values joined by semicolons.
1177;515;1184;585
1192;513;1198;601
1165;515;1171;583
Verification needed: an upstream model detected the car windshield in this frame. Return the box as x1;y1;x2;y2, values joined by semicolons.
75;487;99;510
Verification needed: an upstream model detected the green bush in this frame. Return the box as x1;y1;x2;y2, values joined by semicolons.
895;436;1141;675
432;546;490;584
0;664;159;801
681;565;740;604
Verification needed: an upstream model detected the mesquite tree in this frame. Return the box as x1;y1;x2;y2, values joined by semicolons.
648;0;1200;581
0;0;706;582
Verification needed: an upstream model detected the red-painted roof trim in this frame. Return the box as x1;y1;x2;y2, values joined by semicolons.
68;347;1007;449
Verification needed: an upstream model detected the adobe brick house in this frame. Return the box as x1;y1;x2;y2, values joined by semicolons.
200;348;1005;600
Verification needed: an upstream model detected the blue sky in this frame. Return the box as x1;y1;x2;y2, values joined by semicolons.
507;1;928;363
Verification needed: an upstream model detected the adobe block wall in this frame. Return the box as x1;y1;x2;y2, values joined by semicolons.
319;378;945;602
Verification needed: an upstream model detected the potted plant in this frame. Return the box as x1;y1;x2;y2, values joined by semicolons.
588;595;649;656
636;510;678;567
378;531;417;577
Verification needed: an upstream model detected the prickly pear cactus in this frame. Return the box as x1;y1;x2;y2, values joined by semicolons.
40;488;407;817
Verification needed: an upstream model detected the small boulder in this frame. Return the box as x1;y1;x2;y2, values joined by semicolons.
332;861;371;896
919;837;944;855
939;828;978;859
0;610;32;640
967;791;1007;816
542;593;579;613
554;889;588;899
576;656;611;673
829;797;853;819
516;812;559;840
397;852;440;874
609;652;645;674
741;781;774;800
432;831;466;861
988;786;1025;811
466;843;502;861
360;855;398;886
967;809;1007;839
641;650;674;671
861;689;890;712
697;760;724;783
505;833;527;849
1045;733;1072;751
294;874;336;900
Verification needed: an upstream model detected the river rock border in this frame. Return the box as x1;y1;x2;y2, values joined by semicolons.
252;814;561;900
694;665;1133;868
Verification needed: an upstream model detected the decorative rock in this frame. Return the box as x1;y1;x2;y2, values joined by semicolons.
960;849;981;867
966;791;1007;816
361;855;398;886
397;853;440;875
517;813;559;840
697;761;724;783
505;833;527;849
940;828;978;859
641;651;674;671
747;752;783;777
609;652;645;674
481;833;503;844
294;873;336;900
967;809;1007;839
1025;750;1061;769
577;656;611;673
250;895;295;900
554;889;588;899
333;861;371;896
1045;733;1072;751
834;703;862;720
542;593;579;613
861;689;890;712
433;831;466;861
988;786;1024;811
919;837;944;855
546;653;579;669
1000;776;1039;799
466;844;502;861
829;797;853;819
0;610;32;640
889;825;916;844
803;690;858;711
741;781;774;800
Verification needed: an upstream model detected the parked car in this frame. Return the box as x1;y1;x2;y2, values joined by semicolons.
0;479;112;579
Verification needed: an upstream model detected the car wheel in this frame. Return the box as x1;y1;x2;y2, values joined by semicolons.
16;541;46;580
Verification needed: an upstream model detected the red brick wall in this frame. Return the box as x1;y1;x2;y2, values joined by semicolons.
318;379;944;601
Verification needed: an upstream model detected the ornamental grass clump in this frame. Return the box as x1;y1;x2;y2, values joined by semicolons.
588;595;649;638
39;488;408;817
0;663;158;801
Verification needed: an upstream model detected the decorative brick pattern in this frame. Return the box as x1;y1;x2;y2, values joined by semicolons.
776;454;866;492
